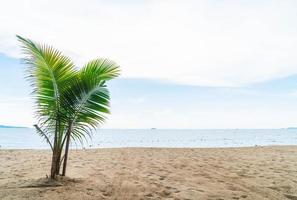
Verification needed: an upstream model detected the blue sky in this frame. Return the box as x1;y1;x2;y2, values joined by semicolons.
1;0;297;128
1;53;297;128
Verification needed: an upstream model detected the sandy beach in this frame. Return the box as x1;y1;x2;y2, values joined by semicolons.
1;146;297;200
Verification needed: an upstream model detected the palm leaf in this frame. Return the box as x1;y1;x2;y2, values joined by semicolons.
34;124;53;150
62;58;120;143
17;35;76;145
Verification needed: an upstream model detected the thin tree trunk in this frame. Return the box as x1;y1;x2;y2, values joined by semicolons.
55;149;62;175
50;121;59;179
62;122;73;176
50;143;58;179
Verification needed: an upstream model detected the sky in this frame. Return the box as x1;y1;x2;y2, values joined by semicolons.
1;0;297;128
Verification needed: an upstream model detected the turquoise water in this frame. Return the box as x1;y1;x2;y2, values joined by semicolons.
0;128;297;149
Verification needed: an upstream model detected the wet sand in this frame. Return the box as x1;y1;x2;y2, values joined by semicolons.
0;146;297;199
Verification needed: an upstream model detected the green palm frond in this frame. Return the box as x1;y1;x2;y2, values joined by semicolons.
81;58;120;81
17;35;76;146
34;124;53;150
61;59;120;142
17;35;76;122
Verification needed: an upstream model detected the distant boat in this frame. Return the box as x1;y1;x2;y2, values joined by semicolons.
151;128;157;130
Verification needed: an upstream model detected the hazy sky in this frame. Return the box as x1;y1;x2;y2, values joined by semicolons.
1;0;297;128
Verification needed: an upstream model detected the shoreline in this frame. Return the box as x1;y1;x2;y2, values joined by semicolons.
1;146;297;199
1;144;297;150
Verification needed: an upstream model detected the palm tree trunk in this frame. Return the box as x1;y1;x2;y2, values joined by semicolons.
50;120;60;179
50;140;58;179
55;149;62;175
62;122;73;176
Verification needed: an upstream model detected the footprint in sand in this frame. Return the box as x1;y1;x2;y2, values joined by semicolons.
161;190;171;197
145;193;154;198
285;194;297;200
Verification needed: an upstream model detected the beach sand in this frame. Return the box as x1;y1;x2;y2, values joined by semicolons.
0;146;297;200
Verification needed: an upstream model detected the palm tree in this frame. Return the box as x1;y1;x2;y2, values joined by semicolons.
17;35;120;179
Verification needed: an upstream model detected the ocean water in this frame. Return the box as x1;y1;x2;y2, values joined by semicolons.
0;128;297;149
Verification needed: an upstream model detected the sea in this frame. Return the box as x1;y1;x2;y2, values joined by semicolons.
1;128;297;149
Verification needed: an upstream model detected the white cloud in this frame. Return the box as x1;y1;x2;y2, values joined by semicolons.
0;99;34;127
1;0;297;86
